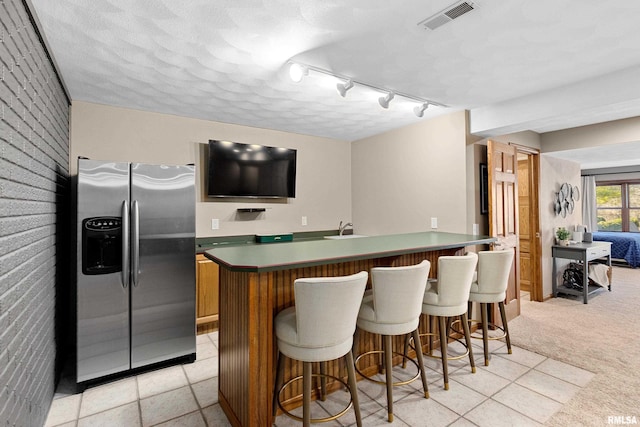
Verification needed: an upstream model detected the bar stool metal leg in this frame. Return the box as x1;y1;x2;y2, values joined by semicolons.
460;312;476;373
438;317;450;390
345;351;363;427
480;302;490;366
383;335;394;422
499;301;512;354
303;362;312;427
411;329;430;398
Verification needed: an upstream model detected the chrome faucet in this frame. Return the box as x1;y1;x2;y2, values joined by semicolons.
339;221;353;236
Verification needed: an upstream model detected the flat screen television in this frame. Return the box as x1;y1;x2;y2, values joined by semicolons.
207;140;297;198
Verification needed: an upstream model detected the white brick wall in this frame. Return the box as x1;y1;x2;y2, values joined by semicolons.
0;0;70;425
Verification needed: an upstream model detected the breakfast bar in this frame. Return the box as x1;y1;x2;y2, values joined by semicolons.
204;231;495;426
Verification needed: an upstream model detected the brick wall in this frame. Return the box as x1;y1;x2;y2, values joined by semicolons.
0;0;70;425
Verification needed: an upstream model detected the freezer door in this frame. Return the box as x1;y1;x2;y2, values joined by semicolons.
77;159;131;382
130;163;196;368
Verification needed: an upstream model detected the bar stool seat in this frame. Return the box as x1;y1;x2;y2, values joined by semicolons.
420;252;478;390
467;249;515;366
273;271;368;427
354;260;431;423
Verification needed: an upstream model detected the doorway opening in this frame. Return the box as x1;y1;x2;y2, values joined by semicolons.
516;148;542;302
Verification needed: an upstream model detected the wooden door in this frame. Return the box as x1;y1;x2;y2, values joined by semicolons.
518;157;532;294
487;140;520;321
517;150;542;302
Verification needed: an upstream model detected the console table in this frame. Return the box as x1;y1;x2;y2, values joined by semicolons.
552;241;612;304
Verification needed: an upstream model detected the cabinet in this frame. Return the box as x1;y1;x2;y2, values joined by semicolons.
196;254;219;334
552;241;611;304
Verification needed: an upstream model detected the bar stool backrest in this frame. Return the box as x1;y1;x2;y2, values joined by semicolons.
436;253;478;306
476;250;514;294
369;260;431;324
294;271;369;348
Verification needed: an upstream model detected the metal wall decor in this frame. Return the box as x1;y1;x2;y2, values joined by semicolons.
554;182;580;217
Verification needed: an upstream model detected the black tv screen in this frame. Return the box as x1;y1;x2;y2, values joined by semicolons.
207;140;297;198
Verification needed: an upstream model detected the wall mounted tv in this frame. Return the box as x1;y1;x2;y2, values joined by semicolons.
207;140;297;198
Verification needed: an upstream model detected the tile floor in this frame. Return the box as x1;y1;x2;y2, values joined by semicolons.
45;332;594;426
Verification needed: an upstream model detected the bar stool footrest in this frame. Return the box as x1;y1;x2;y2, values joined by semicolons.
276;373;353;423
354;350;421;386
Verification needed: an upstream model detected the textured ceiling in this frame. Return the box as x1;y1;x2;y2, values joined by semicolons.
28;0;640;155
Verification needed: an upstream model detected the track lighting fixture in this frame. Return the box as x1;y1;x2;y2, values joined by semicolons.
336;79;354;97
286;61;447;116
378;92;395;109
288;63;308;83
414;102;429;117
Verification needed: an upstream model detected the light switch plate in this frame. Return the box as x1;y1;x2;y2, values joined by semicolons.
431;217;438;229
211;218;219;230
301;216;308;226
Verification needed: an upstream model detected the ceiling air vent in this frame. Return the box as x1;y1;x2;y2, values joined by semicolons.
418;1;476;30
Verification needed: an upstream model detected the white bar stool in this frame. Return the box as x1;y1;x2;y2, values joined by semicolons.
272;271;368;427
354;260;431;423
467;249;514;366
420;252;478;390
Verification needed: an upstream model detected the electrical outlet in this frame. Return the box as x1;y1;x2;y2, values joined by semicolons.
431;217;438;229
473;223;479;235
301;216;308;226
211;218;219;230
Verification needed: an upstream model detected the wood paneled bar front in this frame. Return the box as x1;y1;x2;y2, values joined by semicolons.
204;231;495;427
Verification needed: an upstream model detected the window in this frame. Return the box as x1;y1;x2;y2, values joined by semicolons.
596;181;640;232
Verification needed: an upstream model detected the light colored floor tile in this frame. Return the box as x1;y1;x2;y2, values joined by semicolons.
494;345;547;368
196;339;217;360
45;394;82;427
535;358;595;387
191;377;218;408
392;394;459;427
493;383;564;424
516;370;581;403
201;404;232;426
359;407;411;426
51;422;76;427
448;417;478;427
137;365;188;399
196;334;212;345
77;402;140;427
182;357;218;384
477;353;530;381
275;396;338;426
78;378;138;419
316;384;384;426
428;379;487;415
449;366;511;397
154;410;206;427
464;399;541;427
140;386;199;427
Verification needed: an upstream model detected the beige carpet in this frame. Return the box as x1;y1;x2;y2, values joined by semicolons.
508;266;640;426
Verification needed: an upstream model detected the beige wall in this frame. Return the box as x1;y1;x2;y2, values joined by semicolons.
351;111;468;235
540;155;582;297
70;101;352;237
541;116;640;153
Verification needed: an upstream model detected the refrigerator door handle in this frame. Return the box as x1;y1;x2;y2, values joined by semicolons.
131;200;140;287
121;201;130;288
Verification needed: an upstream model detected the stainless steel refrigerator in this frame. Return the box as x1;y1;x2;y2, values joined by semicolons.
76;158;196;383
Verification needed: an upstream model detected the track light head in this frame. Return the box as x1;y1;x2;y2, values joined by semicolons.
378;92;395;109
414;102;429;117
288;63;308;83
336;79;354;97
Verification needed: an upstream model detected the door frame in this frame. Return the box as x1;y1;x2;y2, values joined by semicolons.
513;144;543;302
